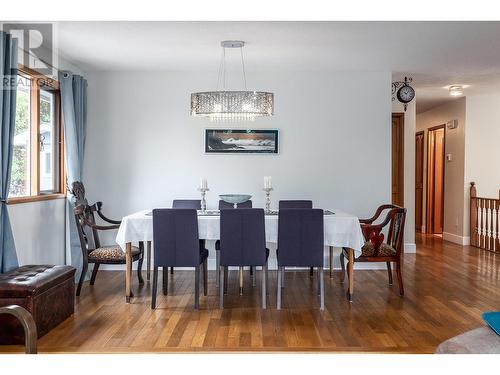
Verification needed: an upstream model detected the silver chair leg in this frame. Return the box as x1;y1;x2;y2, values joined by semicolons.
194;266;200;309
252;266;257;287
266;265;269;295
203;259;208;296
281;267;285;288
219;266;224;309
319;268;325;310
216;250;220;287
224;266;228;295
317;267;321;295
262;264;267;309
277;266;282;309
329;246;333;278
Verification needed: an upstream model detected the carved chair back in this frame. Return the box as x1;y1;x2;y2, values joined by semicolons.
69;181;87;205
69;182;97;253
360;204;406;257
74;204;101;252
70;181;121;256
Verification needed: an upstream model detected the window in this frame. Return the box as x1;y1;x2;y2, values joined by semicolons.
8;67;65;203
39;89;60;192
10;75;31;197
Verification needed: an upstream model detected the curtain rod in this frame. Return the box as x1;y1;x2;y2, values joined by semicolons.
17;46;78;78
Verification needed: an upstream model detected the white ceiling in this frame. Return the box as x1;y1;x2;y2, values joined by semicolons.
53;21;500;113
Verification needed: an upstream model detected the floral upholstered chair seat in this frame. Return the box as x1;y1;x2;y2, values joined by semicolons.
360;241;397;257
88;245;141;262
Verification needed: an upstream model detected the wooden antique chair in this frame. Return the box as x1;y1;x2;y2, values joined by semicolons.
70;182;144;296
340;204;406;301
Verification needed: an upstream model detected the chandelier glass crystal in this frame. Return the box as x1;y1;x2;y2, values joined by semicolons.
191;90;274;122
190;41;274;122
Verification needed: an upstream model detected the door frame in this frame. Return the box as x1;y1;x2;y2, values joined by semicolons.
425;124;446;234
415;130;424;232
391;113;405;207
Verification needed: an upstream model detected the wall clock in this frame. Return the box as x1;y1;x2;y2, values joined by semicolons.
392;76;415;111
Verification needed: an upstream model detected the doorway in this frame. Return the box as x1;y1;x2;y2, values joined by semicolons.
391;113;405;207
426;125;445;235
415;131;424;232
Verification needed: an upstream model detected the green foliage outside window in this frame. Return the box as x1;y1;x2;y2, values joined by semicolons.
10;92;30;197
41;99;51;123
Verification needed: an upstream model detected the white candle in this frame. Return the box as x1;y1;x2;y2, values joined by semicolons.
268;176;272;189
200;177;208;189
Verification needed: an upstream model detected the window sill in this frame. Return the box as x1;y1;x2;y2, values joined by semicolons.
7;193;66;205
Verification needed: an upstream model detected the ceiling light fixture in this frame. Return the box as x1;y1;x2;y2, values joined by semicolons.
190;40;274;122
449;85;464;97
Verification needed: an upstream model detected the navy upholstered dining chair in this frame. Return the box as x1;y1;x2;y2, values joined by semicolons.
168;199;202;276
277;208;325;310
172;199;201;209
218;208;269;309
151;209;208;309
279;200;314;276
215;200;254;289
279;200;313;209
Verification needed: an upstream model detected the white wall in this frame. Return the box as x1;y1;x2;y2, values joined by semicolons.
84;70;393;268
8;199;66;265
416;98;466;244
392;100;416;251
465;93;500;237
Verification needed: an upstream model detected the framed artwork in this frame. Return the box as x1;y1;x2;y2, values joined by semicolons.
205;129;279;154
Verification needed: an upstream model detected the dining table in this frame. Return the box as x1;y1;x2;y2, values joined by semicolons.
116;209;364;303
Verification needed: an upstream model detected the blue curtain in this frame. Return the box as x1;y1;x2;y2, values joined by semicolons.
59;71;87;278
0;32;19;273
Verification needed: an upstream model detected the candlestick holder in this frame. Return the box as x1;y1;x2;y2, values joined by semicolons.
263;187;274;214
197;187;210;212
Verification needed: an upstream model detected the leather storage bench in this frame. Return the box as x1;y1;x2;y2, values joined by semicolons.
0;265;75;344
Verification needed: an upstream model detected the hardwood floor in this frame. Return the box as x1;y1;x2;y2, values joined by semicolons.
2;234;499;353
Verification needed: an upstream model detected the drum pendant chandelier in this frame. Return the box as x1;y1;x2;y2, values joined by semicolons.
190;40;274;122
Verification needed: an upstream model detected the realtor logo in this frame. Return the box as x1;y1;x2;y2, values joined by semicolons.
2;23;54;75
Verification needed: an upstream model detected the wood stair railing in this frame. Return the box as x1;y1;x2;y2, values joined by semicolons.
470;182;500;253
0;305;37;354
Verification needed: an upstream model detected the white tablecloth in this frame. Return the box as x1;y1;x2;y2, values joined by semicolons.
116;209;364;257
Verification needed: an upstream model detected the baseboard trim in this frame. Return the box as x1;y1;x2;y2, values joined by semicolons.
442;232;470;246
404;243;416;253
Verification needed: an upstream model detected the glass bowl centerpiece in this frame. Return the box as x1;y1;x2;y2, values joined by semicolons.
219;194;252;209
